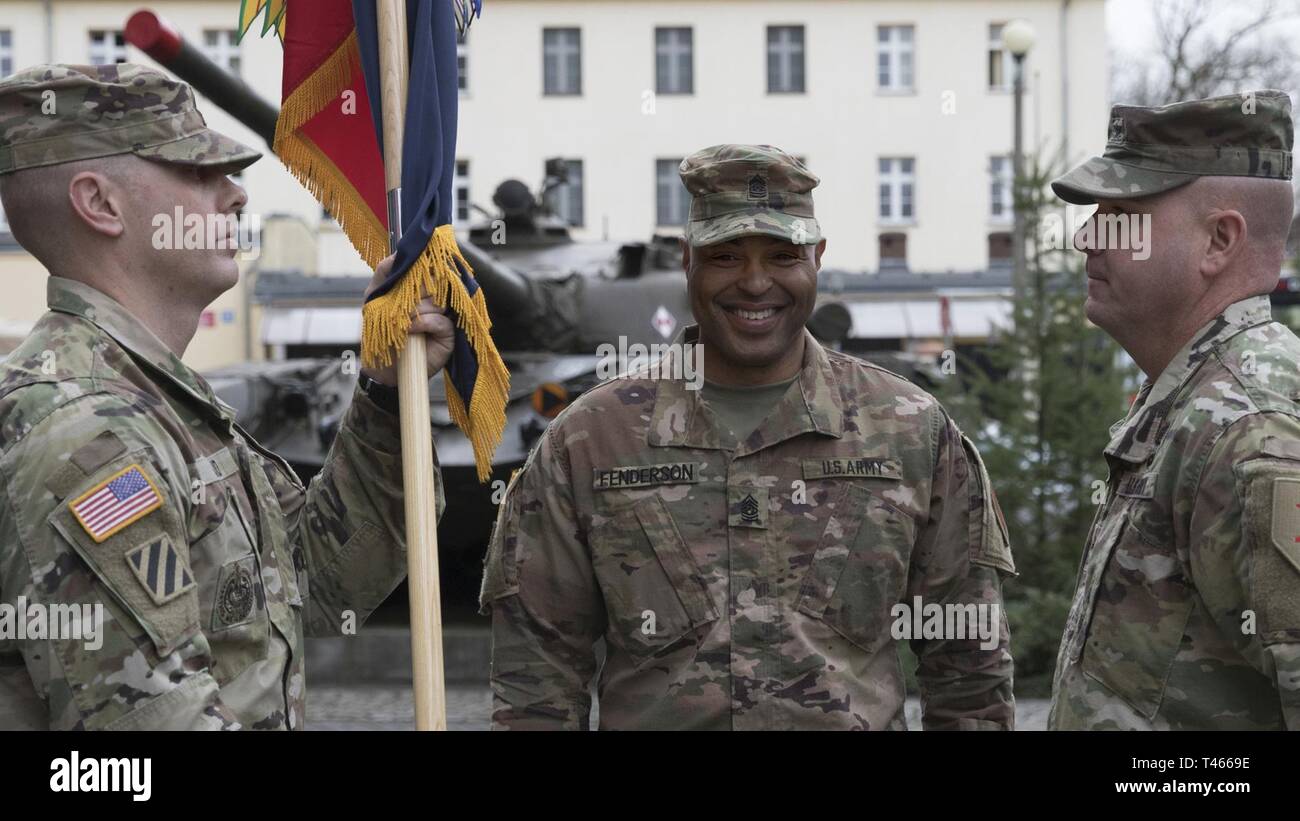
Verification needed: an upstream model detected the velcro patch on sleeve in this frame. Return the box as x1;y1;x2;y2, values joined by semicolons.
126;534;196;606
68;463;163;543
1270;477;1300;576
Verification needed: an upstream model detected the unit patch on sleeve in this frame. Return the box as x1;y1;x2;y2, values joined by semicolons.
125;534;196;606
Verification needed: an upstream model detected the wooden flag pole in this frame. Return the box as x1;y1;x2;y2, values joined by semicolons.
376;0;446;732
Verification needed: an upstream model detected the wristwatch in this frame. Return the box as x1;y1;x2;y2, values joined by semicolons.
358;374;400;414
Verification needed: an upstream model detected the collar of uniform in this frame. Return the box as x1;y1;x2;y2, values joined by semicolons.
647;325;842;451
46;276;234;420
1103;294;1273;464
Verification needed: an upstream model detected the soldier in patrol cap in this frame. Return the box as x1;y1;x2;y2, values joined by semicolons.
480;144;1017;730
1049;90;1300;729
0;64;453;730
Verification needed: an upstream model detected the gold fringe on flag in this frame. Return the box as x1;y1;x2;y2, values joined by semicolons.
273;29;388;267
362;225;511;483
271;26;509;482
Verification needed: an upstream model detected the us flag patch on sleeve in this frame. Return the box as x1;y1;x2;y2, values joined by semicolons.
69;464;163;543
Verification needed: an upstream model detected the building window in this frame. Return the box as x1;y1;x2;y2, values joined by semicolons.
655;27;693;95
455;159;471;225
988;23;1013;90
543;28;582;96
990;156;1012;220
544;159;584;227
89;30;128;65
202;29;241;74
879;157;915;223
877;25;914;92
767;25;805;94
988;231;1013;264
656;159;690;226
879;233;908;269
458;36;469;93
0;30;13;78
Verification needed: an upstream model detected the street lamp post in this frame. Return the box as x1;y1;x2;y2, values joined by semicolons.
1003;19;1036;298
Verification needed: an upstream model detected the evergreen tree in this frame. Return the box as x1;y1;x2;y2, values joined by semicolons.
939;150;1138;695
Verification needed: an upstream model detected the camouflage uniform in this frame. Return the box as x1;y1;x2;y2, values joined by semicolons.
1050;92;1300;729
481;145;1016;731
0;65;435;730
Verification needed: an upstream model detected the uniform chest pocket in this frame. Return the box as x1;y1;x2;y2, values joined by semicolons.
795;484;915;654
589;495;719;667
1074;508;1193;719
189;485;271;686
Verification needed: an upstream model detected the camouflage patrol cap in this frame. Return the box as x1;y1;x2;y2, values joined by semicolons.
0;63;261;176
679;144;821;246
1052;90;1293;205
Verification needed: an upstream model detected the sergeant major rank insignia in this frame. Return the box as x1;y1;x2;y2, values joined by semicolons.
69;463;163;543
747;173;768;201
1108;116;1126;144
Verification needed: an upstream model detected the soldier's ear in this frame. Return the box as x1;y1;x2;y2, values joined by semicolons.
814;239;827;269
1201;209;1247;278
679;236;691;273
67;170;125;239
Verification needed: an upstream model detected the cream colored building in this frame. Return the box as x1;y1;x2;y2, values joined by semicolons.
0;0;1109;368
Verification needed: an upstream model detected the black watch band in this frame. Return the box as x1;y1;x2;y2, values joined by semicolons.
358;374;401;414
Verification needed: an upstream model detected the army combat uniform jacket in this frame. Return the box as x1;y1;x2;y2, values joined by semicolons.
1051;295;1300;730
0;278;432;730
481;329;1016;730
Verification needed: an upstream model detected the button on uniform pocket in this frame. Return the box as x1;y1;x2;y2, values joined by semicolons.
589;495;719;666
191;485;271;685
1074;508;1192;718
796;484;915;654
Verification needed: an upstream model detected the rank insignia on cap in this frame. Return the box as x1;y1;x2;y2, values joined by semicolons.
125;534;195;606
1108;116;1126;144
747;173;768;200
68;463;163;543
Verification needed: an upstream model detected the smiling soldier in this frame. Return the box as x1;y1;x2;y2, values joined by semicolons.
480;144;1017;730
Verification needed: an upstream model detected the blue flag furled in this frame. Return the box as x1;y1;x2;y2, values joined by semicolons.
263;0;505;481
355;0;504;482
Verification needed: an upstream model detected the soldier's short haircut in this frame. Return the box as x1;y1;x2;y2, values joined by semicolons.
0;155;131;268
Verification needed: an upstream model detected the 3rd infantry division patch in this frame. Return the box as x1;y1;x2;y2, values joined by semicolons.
126;535;196;606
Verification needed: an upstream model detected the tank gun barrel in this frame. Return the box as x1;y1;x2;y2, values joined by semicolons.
126;10;279;146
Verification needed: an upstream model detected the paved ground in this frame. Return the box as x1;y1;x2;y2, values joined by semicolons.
306;686;1051;731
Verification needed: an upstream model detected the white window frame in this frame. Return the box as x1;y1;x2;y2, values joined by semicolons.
767;25;805;94
543;28;582;96
458;36;469;95
988;23;1013;91
879;157;916;224
202;29;241;75
990;156;1013;221
0;29;13;78
876;25;914;93
655;27;693;95
545;159;584;227
655;159;690;227
89;30;128;65
455;159;471;226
